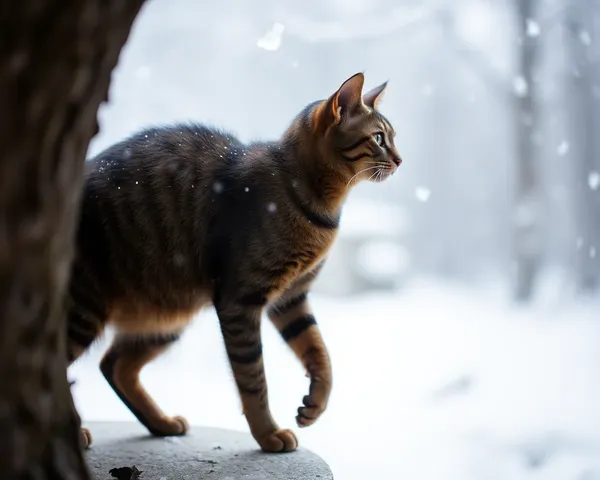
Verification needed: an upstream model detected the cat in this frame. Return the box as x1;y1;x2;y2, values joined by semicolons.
67;72;402;453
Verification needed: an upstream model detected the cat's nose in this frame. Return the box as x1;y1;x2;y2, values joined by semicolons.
391;155;402;166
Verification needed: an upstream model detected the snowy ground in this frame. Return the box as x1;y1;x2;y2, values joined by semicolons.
70;277;600;480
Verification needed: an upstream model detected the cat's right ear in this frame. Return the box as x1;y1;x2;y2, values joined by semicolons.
321;73;365;126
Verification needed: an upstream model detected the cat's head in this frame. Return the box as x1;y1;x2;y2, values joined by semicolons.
311;73;401;185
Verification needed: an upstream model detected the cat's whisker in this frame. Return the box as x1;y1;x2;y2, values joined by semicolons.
346;166;381;189
367;169;381;182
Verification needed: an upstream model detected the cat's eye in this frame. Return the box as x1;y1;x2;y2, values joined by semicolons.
373;133;384;146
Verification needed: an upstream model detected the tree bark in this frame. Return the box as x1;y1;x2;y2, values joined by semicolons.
564;0;600;291
512;0;542;302
0;1;145;478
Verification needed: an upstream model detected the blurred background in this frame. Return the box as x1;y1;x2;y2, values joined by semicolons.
71;0;600;478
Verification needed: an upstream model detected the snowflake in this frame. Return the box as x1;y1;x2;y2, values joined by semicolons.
588;171;599;190
415;187;431;202
526;19;541;37
256;23;285;51
579;30;592;46
557;141;569;156
513;76;529;97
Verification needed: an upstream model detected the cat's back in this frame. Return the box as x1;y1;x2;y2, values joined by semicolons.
85;123;240;184
76;123;244;301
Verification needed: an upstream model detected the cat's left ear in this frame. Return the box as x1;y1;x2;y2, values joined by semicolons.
363;81;388;110
329;72;365;123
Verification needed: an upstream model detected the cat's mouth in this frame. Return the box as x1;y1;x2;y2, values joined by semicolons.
370;160;400;182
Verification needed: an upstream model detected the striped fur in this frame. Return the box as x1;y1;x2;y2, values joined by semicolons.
66;73;401;453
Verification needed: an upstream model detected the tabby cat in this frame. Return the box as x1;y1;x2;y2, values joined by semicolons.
68;72;401;453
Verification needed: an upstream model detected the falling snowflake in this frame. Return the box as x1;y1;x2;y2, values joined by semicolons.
557;141;569;156
256;23;285;51
576;237;584;249
123;148;132;159
588;171;600;190
415;187;431;202
213;181;224;194
266;202;277;213
526;19;541;37
579;30;592;46
513;76;529;97
590;247;596;258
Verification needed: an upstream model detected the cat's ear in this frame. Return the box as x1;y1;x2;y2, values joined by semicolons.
329;72;365;123
363;81;388;110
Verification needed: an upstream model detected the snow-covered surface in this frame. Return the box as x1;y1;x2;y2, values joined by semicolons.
70;277;600;480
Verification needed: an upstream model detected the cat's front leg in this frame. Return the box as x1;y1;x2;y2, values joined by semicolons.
216;300;298;453
267;290;332;428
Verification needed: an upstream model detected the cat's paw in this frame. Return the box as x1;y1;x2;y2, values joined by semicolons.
258;429;298;453
149;415;189;437
296;377;330;427
80;427;92;449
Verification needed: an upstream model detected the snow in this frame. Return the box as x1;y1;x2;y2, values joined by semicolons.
588;171;600;191
557;141;570;156
579;30;592;47
513;76;529;98
256;22;285;51
415;186;431;202
526;19;541;38
69;277;600;480
212;181;224;194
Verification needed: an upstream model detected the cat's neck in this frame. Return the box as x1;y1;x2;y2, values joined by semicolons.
274;135;349;215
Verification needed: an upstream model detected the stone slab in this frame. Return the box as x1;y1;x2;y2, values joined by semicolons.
85;421;333;479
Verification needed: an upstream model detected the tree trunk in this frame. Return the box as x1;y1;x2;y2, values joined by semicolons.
0;1;145;478
512;0;542;302
564;0;600;291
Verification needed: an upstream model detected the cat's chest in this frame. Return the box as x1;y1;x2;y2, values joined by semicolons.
283;227;337;279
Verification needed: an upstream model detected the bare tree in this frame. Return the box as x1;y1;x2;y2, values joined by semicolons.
510;0;543;301
563;0;600;291
439;0;543;301
0;1;145;478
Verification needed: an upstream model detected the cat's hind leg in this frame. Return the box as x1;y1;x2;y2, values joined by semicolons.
99;331;189;437
66;277;110;450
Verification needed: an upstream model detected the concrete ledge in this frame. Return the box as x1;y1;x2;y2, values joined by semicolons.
85;422;333;479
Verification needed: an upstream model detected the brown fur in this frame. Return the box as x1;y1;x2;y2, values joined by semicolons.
67;73;401;452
